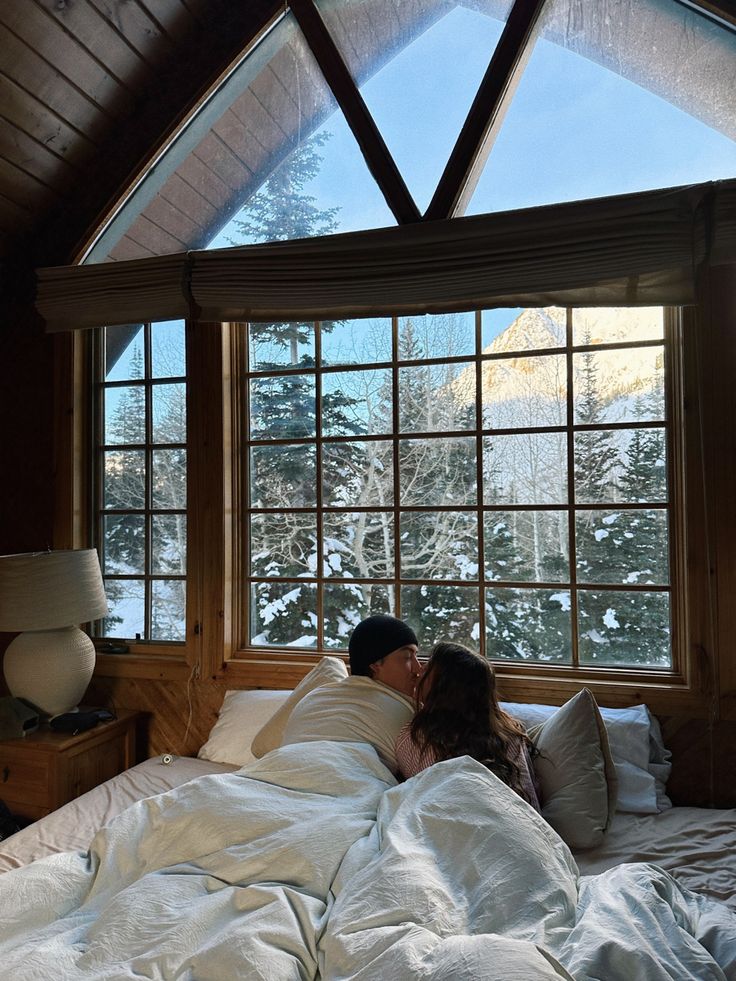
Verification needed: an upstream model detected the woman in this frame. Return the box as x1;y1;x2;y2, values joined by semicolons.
395;641;540;811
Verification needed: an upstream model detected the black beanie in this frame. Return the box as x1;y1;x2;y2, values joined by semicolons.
348;614;418;676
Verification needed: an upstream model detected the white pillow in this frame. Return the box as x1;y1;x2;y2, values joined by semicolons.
198;689;289;766
281;675;414;773
251;655;348;758
502;699;671;814
529;688;617;851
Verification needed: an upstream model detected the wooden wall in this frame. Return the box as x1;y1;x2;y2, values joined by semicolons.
85;675;229;762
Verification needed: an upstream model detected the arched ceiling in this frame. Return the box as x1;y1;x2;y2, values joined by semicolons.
0;0;734;295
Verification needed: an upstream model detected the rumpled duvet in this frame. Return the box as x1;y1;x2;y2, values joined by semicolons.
0;741;734;981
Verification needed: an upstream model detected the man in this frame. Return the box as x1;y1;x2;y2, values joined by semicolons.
348;613;423;698
281;614;423;773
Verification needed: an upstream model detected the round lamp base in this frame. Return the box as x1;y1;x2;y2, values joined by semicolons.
3;626;96;717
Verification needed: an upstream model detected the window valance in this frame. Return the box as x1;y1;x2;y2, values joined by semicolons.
36;179;736;333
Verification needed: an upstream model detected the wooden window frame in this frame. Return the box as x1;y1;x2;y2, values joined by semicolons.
90;324;188;652
56;269;735;719
220;305;703;710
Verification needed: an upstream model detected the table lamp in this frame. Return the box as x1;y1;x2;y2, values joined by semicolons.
0;549;108;718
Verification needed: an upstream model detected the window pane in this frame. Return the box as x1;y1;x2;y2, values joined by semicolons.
401;584;481;651
151;515;187;574
467;0;736;216
102;579;145;639
482;308;565;352
322;440;393;507
250;444;316;508
97;321;187;644
576;509;669;586
250;513;317;578
250;582;318;648
323;583;392;649
397;312;475;360
486;586;572;662
485;510;569;582
578;589;671;668
483;433;567;505
249;322;315;371
321;317;392;367
105;325;144;382
483;354;566;429
400;510;478;582
250;374;316;440
104;387;145;444
573;347;664;425
574;427;667;504
399;362;476;433
400;436;477;506
240;305;673;666
152;383;186;443
104;450;145;509
102;514;145;574
573;308;664;346
151;320;185;378
321;368;392;437
323;511;394;579
203;14;396;255
152;449;187;509
317;0;512;213
151;580;186;641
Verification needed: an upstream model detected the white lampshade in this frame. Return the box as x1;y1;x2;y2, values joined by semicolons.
0;549;108;717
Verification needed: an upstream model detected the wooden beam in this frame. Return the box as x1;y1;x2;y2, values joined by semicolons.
289;0;421;226
425;0;547;222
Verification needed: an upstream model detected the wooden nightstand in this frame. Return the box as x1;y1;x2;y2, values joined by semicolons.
0;708;143;822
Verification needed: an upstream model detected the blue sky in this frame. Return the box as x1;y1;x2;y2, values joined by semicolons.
209;1;736;322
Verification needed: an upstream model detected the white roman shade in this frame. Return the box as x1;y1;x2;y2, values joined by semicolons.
35;179;736;333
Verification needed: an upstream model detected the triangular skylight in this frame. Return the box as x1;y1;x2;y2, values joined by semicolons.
86;0;736;262
465;0;736;215
315;0;513;214
90;11;395;263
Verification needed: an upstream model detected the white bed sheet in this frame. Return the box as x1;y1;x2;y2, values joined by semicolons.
574;806;736;912
0;755;236;873
0;747;733;981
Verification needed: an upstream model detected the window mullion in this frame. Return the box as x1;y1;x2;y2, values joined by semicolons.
566;307;580;670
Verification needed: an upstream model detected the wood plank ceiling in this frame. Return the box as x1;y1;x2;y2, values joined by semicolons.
0;0;734;294
0;0;282;274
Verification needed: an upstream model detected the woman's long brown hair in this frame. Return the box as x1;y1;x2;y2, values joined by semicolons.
410;641;534;797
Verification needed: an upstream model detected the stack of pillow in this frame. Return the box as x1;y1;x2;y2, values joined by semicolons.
198;656;671;851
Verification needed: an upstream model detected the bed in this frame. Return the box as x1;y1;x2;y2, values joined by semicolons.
0;661;734;980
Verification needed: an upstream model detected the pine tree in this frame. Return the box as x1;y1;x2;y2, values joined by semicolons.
574;342;621;504
228;130;396;647
577;390;670;667
230;131;340;358
103;338;189;640
103;349;147;634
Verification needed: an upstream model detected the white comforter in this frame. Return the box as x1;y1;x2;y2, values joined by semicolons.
0;741;733;981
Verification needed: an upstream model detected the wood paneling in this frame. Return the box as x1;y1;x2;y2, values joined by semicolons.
0;310;55;553
0;0;283;266
661;716;736;808
86;674;228;758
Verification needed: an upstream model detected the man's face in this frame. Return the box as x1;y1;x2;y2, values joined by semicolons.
370;644;422;697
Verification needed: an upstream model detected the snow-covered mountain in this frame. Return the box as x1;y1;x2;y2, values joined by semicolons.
452;306;665;424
